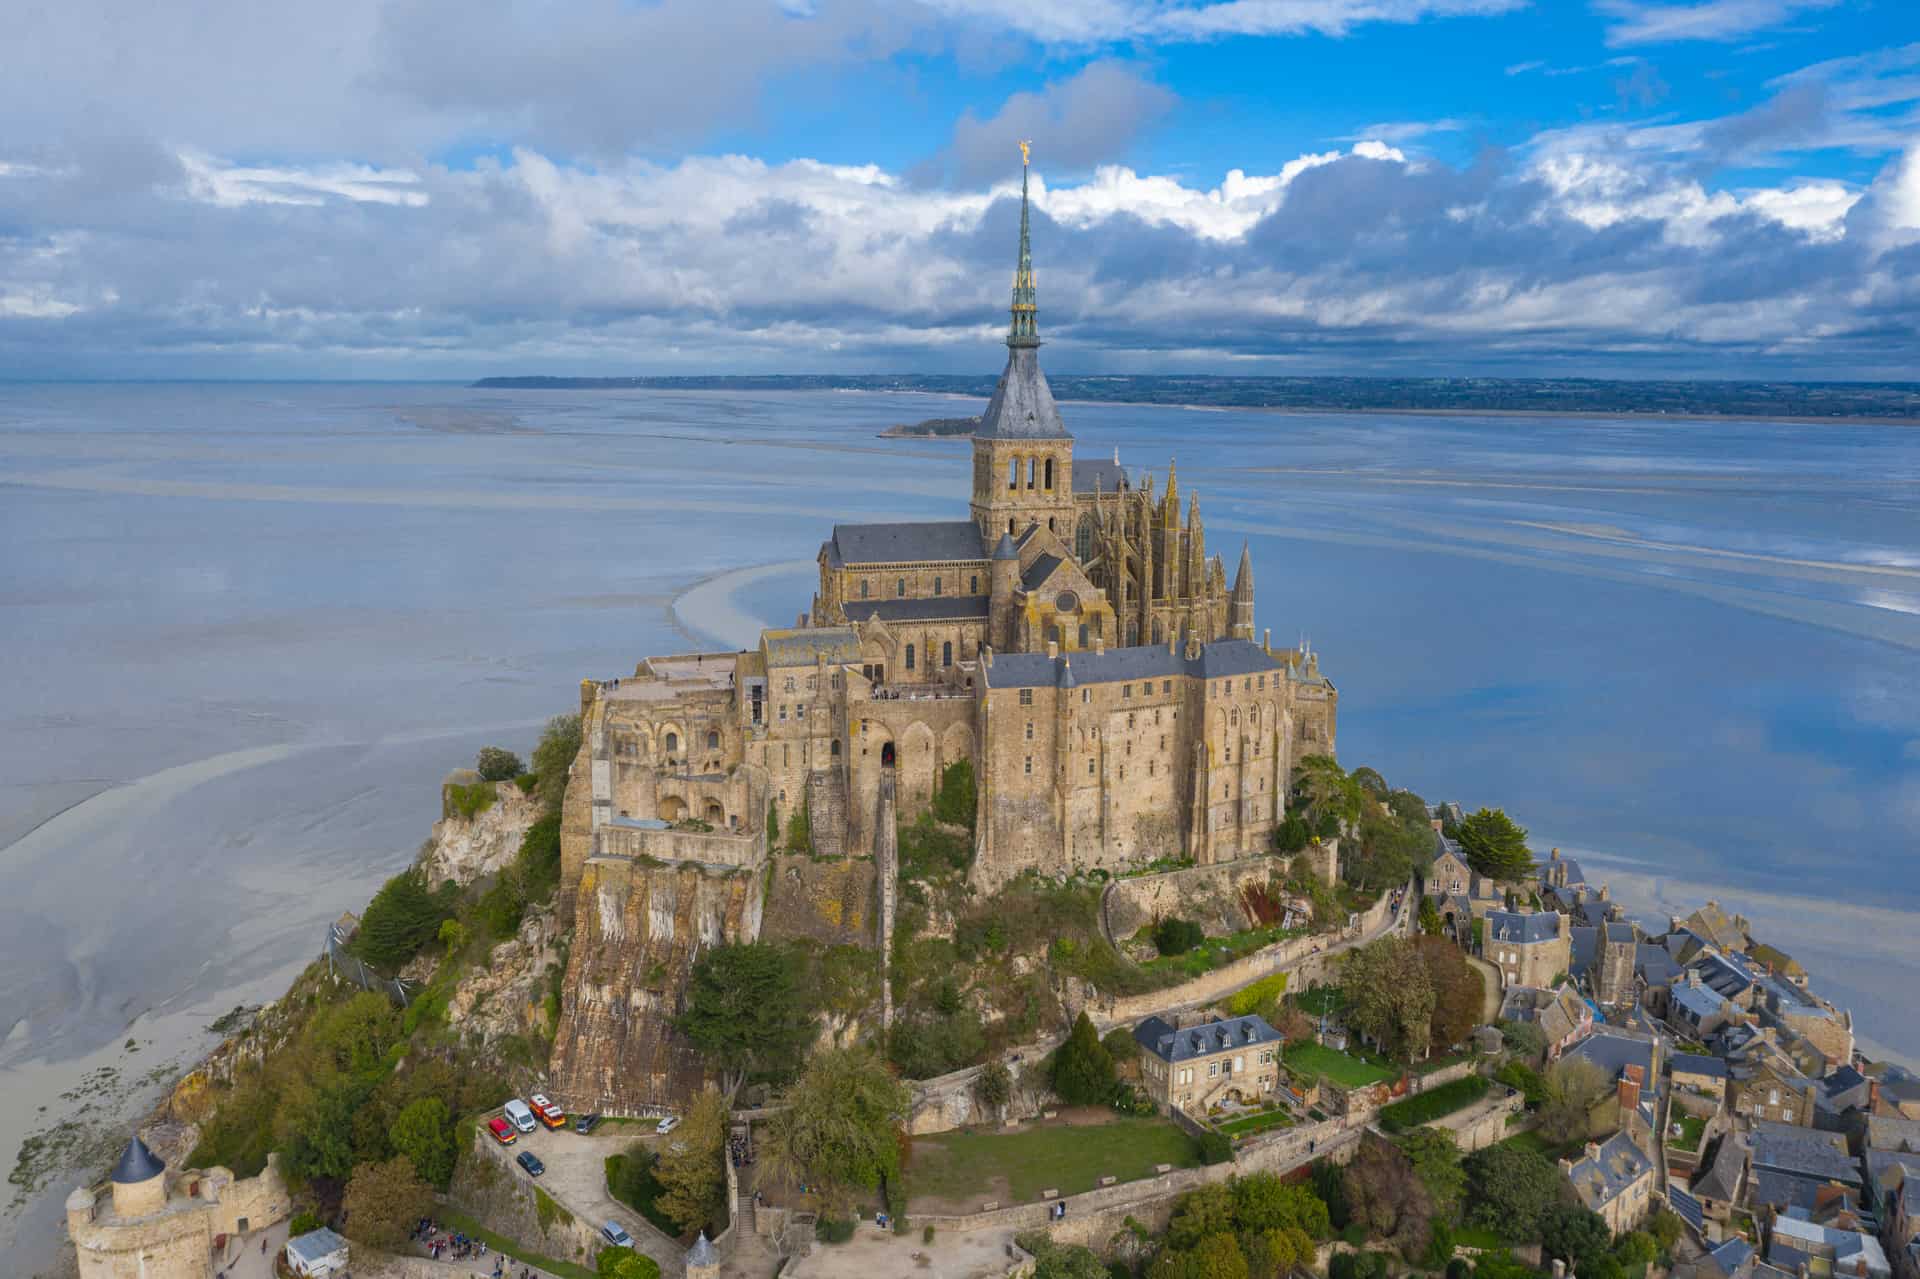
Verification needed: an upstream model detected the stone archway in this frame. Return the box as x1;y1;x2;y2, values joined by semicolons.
659;795;688;822
880;741;896;768
705;800;725;826
941;721;974;776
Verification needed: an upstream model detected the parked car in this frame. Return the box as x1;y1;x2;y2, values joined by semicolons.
504;1099;537;1133
575;1113;603;1135
487;1116;517;1145
602;1222;634;1248
530;1093;567;1130
655;1115;680;1136
516;1151;545;1177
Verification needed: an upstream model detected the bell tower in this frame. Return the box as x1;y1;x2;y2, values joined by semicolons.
971;142;1075;546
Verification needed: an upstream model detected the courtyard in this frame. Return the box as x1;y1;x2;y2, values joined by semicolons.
905;1111;1197;1214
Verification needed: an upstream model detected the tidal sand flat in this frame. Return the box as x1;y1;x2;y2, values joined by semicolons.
2;382;1917;1269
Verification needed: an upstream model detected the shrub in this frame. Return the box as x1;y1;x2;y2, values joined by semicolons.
352;869;453;971
1196;1130;1234;1165
288;1210;326;1236
1154;917;1206;956
1377;1076;1490;1133
475;746;525;782
816;1217;857;1244
1226;972;1289;1019
515;810;564;903
530;713;581;809
924;1224;936;1244
931;759;976;830
514;771;538;794
445;780;497;820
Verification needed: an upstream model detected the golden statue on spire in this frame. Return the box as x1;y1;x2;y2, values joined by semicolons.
1019;139;1031;166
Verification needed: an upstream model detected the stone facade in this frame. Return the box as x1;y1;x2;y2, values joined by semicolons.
1134;1013;1285;1115
67;1138;290;1279
1484;909;1572;990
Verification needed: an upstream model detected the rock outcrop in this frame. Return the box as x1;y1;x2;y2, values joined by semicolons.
546;857;764;1114
422;780;539;887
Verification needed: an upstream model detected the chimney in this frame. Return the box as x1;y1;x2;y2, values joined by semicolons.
1598;883;1610;901
1094;635;1105;655
1618;1068;1642;1114
1585;1142;1602;1163
1263;628;1271;652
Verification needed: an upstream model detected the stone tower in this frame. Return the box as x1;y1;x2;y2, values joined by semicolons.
1230;542;1255;640
970;145;1076;545
989;531;1020;650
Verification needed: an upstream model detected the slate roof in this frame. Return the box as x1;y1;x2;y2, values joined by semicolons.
827;520;985;565
1866;1116;1920;1154
1134;1013;1284;1063
763;627;862;667
1752;1121;1859;1184
1605;921;1637;944
982;638;1285;690
1695;1134;1750;1203
1769;1212;1889;1277
1022;553;1063;589
1674;1052;1731;1079
111;1136;165;1184
1073;457;1127;493
1673;980;1731;1024
1487;909;1564;945
1570;925;1600;979
1710;1238;1754;1275
1693;950;1759;1000
842;595;991;624
287;1228;349;1265
976;344;1070;440
687;1233;718;1265
1566;1029;1660;1098
1567;1132;1654;1212
1637;944;1681;989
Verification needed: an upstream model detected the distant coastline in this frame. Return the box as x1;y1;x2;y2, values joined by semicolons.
471;373;1920;423
877;415;980;438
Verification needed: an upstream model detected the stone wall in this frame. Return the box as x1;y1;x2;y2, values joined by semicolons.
548;855;764;1113
1425;1088;1525;1153
600;823;764;868
759;854;878;948
451;1129;613;1272
1103;856;1297;942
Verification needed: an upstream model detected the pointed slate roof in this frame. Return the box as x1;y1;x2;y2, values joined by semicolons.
992;532;1019;560
1231;543;1253;601
975;149;1068;442
687;1232;718;1265
111;1135;165;1184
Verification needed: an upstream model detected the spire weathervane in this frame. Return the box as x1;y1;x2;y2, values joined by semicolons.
1009;141;1039;348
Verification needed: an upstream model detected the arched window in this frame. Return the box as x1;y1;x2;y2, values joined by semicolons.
859;580;869;598
830;739;841;757
664;732;679;755
1078;624;1088;648
707;730;720;749
1008;458;1019;491
1027;458;1036;489
1075;514;1098;562
942;641;953;667
1008;519;1015;536
896;577;906;597
905;644;915;670
1048;517;1055;532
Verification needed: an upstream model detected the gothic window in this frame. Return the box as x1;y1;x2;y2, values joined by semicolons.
1152;622;1163;644
905;644;915;670
1075;514;1097;562
934;576;942;596
1231;709;1239;726
1044;458;1054;490
859;580;869;599
1027;458;1036;489
1009;458;1019;491
706;730;720;749
942;641;953;668
897;578;906;597
665;732;679;754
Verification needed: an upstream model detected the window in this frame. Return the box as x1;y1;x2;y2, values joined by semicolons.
1078;624;1087;647
796;703;806;719
1127;712;1135;729
897;578;906;598
1025;721;1034;740
970;575;978;593
1122;683;1132;699
706;730;719;750
1081;688;1090;704
1048;518;1056;532
905;644;915;671
1024;756;1033;775
1119;766;1126;781
1044;457;1054;490
942;641;953;667
1208;1063;1218;1078
1018;688;1034;706
1257;675;1265;689
784;676;796;692
933;576;942;596
1088;759;1095;776
665;732;679;753
1027;458;1036;489
859;581;869;599
1162;680;1171;694
1009;458;1019;491
831;739;841;757
1148;761;1155;776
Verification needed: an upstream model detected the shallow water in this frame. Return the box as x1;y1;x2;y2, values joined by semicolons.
2;382;1917;1262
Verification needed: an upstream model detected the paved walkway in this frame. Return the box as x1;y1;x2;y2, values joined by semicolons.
1466;954;1503;1023
211;1219;288;1279
479;1124;685;1278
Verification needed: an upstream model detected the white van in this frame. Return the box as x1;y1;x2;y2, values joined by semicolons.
504;1099;537;1133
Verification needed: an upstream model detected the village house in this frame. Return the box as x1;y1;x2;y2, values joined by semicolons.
1735;1055;1820;1129
1565;1028;1663;1144
1133;1013;1285;1116
1766;1208;1891;1279
1750;1122;1862;1215
1564;1132;1657;1235
1499;984;1594;1061
1692;1133;1753;1225
1674;1052;1732;1102
1485;908;1572;990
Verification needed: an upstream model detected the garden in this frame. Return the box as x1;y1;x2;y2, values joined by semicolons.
1376;1075;1491;1133
1284;1040;1399;1088
904;1114;1199;1211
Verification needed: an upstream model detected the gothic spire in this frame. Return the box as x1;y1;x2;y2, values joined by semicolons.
1009;141;1040;348
1232;541;1254;602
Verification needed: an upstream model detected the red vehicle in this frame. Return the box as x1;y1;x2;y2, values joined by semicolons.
487;1116;518;1145
530;1093;567;1130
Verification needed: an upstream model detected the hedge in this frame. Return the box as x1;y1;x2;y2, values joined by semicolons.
1377;1075;1490;1132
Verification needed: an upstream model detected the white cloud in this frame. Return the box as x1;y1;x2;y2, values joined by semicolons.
917;0;1524;43
1597;0;1844;48
179;154;431;208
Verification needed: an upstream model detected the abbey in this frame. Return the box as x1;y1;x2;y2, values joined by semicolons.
557;153;1335;903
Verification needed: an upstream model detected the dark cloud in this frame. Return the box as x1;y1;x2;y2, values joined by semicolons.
920;62;1177;187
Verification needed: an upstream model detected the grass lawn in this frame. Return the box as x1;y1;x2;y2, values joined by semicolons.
1297;987;1345;1017
439;1208;601;1279
1454;1226;1505;1250
1670;1114;1707;1154
1498;1128;1584;1162
1377;1076;1488;1132
907;1117;1197;1207
1284;1041;1396;1088
1218;1109;1296;1138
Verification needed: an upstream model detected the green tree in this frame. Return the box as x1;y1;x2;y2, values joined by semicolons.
1245;1227;1316;1279
1155;918;1206;956
1397;1126;1467;1222
1538;1057;1608;1144
340;1155;433;1249
1614;1229;1659;1273
1340;938;1435;1062
515;809;564;903
351;869;452;971
1230;1173;1331;1238
530;713;582;810
655;1088;729;1234
1419;896;1443;936
1454;809;1532;881
675;942;813;1096
1463;1144;1561;1241
1031;1240;1112;1279
760;1046;910;1217
1418;936;1483;1053
476;745;525;781
1167;1183;1236;1250
597;1245;662;1279
932;759;977;829
388;1096;456;1190
1645;1208;1683;1254
311;991;404;1077
1273;813;1312;853
974;1059;1012;1113
1051;1012;1117;1105
1498;1019;1547;1062
1185;1234;1250;1279
1541;1204;1612;1274
288;1210;326;1236
438;918;466;956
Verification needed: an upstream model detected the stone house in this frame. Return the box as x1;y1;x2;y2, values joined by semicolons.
1767;1208;1891;1279
1133;1013;1285;1116
67;1135;290;1279
1750;1121;1861;1215
1564;1133;1657;1235
1498;984;1593;1061
1736;1057;1819;1129
1484;908;1572;990
1673;1052;1732;1102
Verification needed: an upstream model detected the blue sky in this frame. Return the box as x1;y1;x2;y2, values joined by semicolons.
2;0;1917;378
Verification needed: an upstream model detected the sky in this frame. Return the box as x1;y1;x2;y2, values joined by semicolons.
2;0;1918;380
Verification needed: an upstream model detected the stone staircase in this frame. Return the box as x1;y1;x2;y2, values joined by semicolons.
805;767;848;856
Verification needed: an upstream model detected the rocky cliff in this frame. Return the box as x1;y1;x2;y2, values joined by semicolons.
546;857;764;1114
421;780;540;886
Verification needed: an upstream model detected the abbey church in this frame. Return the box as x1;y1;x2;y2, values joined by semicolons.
557;152;1335;905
